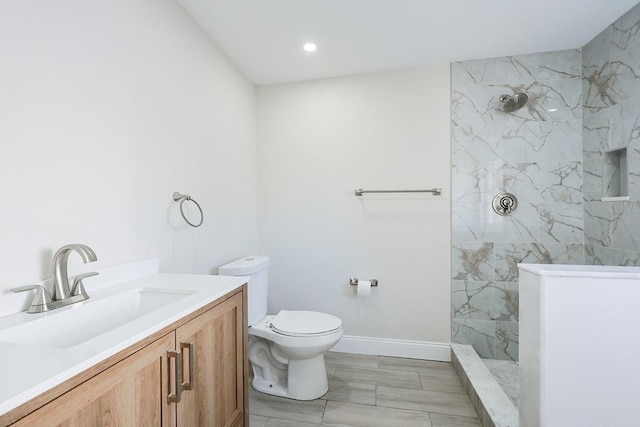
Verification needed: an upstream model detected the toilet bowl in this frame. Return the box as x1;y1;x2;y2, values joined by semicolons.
249;311;343;400
218;256;343;401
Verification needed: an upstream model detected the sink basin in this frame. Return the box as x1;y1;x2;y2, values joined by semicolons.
0;287;196;348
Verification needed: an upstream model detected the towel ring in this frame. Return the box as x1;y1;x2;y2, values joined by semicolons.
172;192;203;228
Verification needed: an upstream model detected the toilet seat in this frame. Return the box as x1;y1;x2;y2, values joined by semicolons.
270;310;342;337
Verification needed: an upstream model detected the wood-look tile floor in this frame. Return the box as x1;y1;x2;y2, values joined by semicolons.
249;352;481;427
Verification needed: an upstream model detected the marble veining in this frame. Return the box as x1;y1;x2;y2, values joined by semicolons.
451;48;586;361
483;359;520;408
583;58;639;114
452;280;518;321
583;157;604;202
451;344;519;427
584;201;614;247
612;4;639;52
585;198;640;251
582;4;640;268
585;244;640;265
452;318;496;359
451;4;640;361
609;95;640;149
494;321;519;362
583;109;612;160
451;161;583;204
452;50;581;87
537;202;584;244
502;162;583;203
494;243;585;282
583;5;640;117
452;242;495;281
610;201;640;250
452;202;540;243
452;79;581;127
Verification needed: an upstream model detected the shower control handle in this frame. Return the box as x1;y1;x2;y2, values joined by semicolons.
501;197;513;213
492;192;518;216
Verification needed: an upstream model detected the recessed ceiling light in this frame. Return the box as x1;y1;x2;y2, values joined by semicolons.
303;42;317;53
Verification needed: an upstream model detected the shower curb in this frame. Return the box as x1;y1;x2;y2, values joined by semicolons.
451;344;519;427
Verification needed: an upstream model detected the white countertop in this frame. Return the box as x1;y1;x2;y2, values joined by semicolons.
518;263;640;279
0;271;247;416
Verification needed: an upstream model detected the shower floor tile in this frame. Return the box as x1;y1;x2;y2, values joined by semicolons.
451;344;519;427
483;359;520;408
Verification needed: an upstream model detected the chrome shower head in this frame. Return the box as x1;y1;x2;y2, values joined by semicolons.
499;93;528;113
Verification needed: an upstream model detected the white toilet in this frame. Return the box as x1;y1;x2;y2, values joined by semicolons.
219;255;343;400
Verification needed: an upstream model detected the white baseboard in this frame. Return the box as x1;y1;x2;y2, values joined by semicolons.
330;335;451;362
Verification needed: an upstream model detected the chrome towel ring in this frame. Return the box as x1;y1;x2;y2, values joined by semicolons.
172;192;203;227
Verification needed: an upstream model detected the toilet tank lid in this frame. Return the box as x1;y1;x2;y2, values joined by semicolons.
218;255;270;275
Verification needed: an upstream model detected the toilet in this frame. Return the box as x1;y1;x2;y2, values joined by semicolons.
219;255;343;400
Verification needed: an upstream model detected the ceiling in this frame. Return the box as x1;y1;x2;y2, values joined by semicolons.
177;0;638;86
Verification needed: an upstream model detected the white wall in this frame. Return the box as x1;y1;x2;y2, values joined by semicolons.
257;67;452;348
0;0;258;289
1;1;452;353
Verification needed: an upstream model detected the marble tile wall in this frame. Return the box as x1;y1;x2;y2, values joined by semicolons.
450;3;640;361
450;49;585;360
583;3;640;266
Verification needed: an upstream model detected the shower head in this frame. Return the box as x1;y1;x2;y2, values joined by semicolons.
499;93;528;113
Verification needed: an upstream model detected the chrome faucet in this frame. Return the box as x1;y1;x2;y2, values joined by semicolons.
51;244;97;300
12;243;99;313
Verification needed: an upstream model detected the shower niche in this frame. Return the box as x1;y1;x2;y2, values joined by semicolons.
602;146;629;200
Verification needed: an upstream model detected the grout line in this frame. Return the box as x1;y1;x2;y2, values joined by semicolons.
426;411;434;426
374;384;378;407
320;399;328;425
249;355;484;426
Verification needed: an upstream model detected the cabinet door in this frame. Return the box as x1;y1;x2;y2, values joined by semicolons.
12;333;176;427
175;292;245;427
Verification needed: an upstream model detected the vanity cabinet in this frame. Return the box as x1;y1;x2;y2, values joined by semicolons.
175;291;245;427
6;287;248;427
11;333;175;427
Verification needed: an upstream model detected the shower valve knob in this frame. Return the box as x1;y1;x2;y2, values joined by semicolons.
492;192;518;216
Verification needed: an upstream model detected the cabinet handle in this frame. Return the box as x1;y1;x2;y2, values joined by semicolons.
167;350;183;403
180;341;195;391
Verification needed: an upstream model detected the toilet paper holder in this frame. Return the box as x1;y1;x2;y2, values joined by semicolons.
349;278;378;287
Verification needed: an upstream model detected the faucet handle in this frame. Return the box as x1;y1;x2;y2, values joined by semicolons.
71;272;98;298
11;285;53;313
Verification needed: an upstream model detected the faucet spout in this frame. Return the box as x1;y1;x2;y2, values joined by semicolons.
52;243;97;301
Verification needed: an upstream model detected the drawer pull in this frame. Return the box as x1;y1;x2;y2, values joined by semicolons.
167;350;183;403
180;341;195;391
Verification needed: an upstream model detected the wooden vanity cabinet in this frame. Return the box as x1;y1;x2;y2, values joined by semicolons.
11;333;176;427
7;287;248;427
175;291;245;427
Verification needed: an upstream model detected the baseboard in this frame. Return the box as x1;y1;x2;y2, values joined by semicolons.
330;335;451;362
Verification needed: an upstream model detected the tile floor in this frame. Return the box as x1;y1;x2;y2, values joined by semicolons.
249;351;482;427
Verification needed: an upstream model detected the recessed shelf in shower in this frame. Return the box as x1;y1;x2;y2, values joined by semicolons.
602;147;629;200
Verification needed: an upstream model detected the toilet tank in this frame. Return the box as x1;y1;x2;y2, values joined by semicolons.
218;255;269;326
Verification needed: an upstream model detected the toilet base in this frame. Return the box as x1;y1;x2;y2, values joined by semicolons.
250;352;329;400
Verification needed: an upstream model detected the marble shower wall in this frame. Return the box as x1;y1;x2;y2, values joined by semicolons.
450;50;585;360
583;3;640;266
